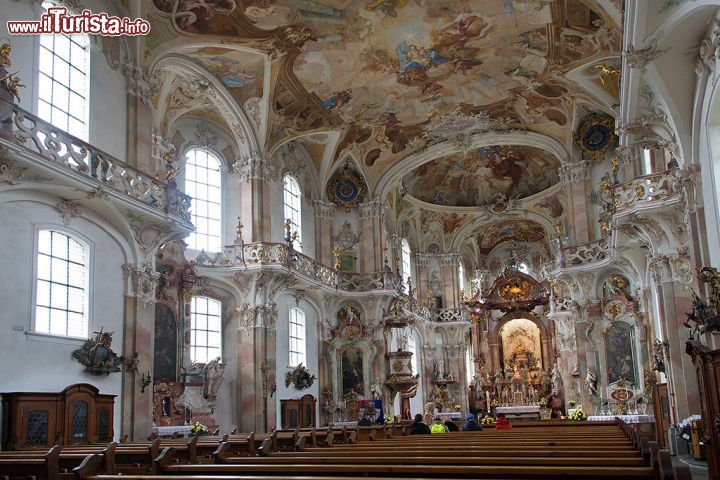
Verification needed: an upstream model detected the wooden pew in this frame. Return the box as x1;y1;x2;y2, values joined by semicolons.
0;444;61;480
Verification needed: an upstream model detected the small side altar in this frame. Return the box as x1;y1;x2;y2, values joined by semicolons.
435;412;462;421
587;414;654;424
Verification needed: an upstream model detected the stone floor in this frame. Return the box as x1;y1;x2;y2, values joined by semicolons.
672;453;709;480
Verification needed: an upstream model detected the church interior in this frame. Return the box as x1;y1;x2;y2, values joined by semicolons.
2;0;720;478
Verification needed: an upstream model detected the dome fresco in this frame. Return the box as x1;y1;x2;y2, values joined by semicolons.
402;145;560;207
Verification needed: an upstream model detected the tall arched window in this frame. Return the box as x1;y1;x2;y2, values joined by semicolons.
190;296;222;363
408;333;418;374
185;149;222;252
465;345;473;383
38;3;89;139
400;239;412;293
458;262;465;293
288;307;306;367
34;229;90;337
283;175;302;252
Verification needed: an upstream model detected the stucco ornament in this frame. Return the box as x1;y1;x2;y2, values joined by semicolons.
72;330;123;375
285;363;316;390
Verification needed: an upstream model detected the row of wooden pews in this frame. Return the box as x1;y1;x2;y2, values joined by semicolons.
0;421;691;480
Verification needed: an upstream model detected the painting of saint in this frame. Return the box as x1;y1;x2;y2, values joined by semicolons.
342;348;364;396
153;303;178;381
606;322;636;384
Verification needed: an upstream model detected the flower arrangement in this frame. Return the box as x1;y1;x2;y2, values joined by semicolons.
383;413;394;425
189;421;208;435
490;399;499;407
481;415;496;426
568;407;587;421
569;400;577;408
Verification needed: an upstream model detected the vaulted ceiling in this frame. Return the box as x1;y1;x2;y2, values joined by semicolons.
143;0;624;261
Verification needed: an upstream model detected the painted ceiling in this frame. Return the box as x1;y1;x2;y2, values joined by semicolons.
148;0;622;158
402;145;560;207
475;219;546;254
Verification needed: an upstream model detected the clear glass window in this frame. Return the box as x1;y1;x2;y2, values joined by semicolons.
190;296;222;363
283;175;302;252
35;229;89;337
185;149;222;252
288;307;306;367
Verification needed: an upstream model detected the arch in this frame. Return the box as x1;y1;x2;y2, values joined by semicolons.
491;312;552;376
451;211;556;252
374;131;570;199
151;54;260;155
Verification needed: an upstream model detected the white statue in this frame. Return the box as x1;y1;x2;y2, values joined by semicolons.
397;326;410;352
202;357;225;399
551;363;563;398
434;358;446;380
423;401;437;424
501;385;510;404
472;372;483;399
585;369;598;397
343;305;358;324
370;383;383;400
493;372;503;398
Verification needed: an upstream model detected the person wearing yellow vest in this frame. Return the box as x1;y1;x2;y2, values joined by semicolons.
430;416;448;434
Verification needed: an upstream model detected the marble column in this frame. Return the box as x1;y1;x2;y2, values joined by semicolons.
648;255;701;421
312;199;336;268
359;198;385;273
559;160;592;244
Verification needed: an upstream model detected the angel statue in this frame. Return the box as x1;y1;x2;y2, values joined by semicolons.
584;369;598;397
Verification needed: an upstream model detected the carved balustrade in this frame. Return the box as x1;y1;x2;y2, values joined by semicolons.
0;98;191;224
195;242;394;293
433;308;468;323
612;169;681;212
560;238;610;268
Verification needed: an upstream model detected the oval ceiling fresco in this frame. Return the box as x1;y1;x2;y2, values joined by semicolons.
402;145;560;207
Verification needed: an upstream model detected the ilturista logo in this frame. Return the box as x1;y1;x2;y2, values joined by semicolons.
7;7;151;36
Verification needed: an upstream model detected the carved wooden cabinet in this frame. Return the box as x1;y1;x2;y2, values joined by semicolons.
1;384;115;449
280;394;316;429
686;341;720;478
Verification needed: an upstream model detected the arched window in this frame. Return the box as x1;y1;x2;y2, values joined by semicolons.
34;229;89;337
458;262;465;293
283;175;302;252
38;3;89;139
190;296;222;363
288;307;306;367
408;333;418;374
400;239;412;293
465;345;473;383
185;149;222;252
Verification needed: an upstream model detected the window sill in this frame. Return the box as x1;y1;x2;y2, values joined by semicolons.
24;331;87;346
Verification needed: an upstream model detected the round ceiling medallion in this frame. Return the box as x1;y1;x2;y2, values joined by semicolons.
576;115;617;157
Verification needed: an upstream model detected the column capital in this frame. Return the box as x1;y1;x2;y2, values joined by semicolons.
312;198;336;219
359;197;386;219
559;160;591;183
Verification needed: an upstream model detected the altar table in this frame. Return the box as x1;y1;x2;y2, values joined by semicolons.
587;414;654;424
435;412;462;420
152;425;193;437
328;421;358;427
495;405;540;420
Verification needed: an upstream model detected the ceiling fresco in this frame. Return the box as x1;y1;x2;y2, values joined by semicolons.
402;145;560;207
148;0;621;167
177;46;265;106
475;219;546;254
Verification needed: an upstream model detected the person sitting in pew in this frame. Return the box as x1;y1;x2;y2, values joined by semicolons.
357;415;372;426
408;413;431;435
430;416;448;434
463;413;483;431
495;413;513;430
444;419;459;431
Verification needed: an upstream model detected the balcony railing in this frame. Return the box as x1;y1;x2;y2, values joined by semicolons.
560;238;610;268
0;98;191;224
612;169;680;212
195;242;393;293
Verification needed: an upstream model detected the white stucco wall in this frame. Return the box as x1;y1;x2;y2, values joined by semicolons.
0;199;128;440
274;295;320;427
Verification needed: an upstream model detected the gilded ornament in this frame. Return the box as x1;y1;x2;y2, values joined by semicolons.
327;163;366;211
498;277;531;301
576;115;618;158
392;359;404;372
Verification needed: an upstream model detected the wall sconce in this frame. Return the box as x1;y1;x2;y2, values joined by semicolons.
140;371;152;393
